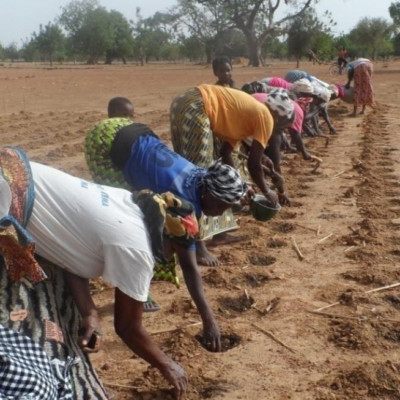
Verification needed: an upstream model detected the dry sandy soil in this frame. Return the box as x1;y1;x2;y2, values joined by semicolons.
1;59;400;400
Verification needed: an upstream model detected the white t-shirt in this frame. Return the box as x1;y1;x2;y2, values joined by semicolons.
26;162;154;302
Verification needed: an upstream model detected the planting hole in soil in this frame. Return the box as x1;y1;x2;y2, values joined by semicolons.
248;254;276;266
196;333;242;352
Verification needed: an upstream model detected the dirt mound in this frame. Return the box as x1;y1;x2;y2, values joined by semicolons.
317;361;400;399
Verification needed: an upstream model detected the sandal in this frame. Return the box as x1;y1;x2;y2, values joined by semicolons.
143;295;161;312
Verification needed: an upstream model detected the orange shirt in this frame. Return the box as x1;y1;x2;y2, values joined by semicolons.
339;49;347;58
197;84;273;149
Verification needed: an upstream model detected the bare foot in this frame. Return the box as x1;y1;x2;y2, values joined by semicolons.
196;240;220;266
208;232;242;247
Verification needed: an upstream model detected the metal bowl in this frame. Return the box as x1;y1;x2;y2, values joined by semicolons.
251;194;281;221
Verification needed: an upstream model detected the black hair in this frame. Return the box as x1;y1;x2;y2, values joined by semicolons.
107;97;133;118
212;56;232;73
241;81;263;94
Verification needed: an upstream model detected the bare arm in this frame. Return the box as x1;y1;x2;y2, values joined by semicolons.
248;139;275;194
219;141;235;167
319;105;336;134
345;69;354;88
171;240;221;352
114;288;187;399
64;270;101;353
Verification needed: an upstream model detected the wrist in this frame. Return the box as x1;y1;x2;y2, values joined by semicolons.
201;313;217;326
158;356;176;373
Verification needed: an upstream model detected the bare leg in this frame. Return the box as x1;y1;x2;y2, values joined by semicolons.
196;240;219;266
350;105;357;117
360;105;366;115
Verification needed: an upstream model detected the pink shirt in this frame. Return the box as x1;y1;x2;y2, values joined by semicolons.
291;101;304;134
261;77;293;90
252;93;303;134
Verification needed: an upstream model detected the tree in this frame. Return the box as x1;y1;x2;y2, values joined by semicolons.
59;0;99;58
104;10;134;64
389;2;400;54
78;8;116;63
197;0;315;66
59;1;134;64
287;8;334;66
179;35;205;61
349;17;393;59
3;43;19;62
389;2;400;26
312;31;335;61
174;0;231;63
33;23;66;65
261;36;287;60
132;9;176;65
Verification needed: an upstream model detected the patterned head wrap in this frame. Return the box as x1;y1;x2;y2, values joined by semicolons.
291;78;314;96
241;81;268;94
133;190;199;264
85;117;133;189
263;89;295;126
202;160;247;204
312;83;331;103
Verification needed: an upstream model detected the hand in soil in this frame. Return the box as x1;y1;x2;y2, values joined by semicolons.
160;360;188;400
202;321;222;352
264;188;279;207
278;191;291;206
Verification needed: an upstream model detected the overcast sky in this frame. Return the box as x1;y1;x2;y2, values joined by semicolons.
0;0;394;46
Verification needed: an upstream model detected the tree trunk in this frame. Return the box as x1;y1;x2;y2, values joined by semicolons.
87;55;97;65
205;47;213;64
244;33;261;67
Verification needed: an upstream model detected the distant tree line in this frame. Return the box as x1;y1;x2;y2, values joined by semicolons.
0;0;398;66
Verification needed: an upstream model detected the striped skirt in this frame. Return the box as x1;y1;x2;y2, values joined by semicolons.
0;256;109;399
170;88;238;240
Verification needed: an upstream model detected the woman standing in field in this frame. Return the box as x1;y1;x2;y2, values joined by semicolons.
170;84;278;266
345;58;374;117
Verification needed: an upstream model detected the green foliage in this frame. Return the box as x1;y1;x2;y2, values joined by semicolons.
349;17;393;59
59;0;133;64
132;9;177;64
105;11;134;64
208;0;315;66
59;0;100;36
312;32;335;60
179;35;205;61
287;8;334;63
3;43;20;61
174;0;231;63
392;32;400;54
261;37;287;60
32;23;66;65
215;29;248;59
389;2;400;26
